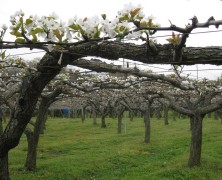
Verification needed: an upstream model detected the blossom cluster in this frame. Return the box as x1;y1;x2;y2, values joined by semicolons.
8;3;159;51
0;24;8;42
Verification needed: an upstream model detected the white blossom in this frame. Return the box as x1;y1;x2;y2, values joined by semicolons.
38;32;47;39
32;15;40;22
68;15;78;26
117;3;143;19
1;24;8;30
182;80;189;85
15;9;24;17
125;31;141;40
147;15;156;20
49;12;59;20
9;15;16;24
65;28;72;41
47;44;54;52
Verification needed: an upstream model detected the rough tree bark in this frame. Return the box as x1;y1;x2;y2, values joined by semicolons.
163;106;169;125
92;106;97;125
117;108;125;134
0;110;9;180
101;116;106;128
81;106;86;123
0;116;3;135
144;108;151;144
39;115;47;134
0;153;9;180
66;42;222;65
188;114;204;167
117;112;123;134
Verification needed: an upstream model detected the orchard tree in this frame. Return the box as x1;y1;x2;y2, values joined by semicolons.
1;3;222;179
159;80;222;167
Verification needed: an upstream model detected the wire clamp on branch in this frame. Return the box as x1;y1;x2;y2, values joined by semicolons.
145;32;158;57
58;52;63;65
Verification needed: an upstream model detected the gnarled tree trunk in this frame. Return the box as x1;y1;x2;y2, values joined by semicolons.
144;108;151;144
0;115;9;180
101;116;106;128
163;106;169;125
117;110;125;134
81;106;86;123
92;106;97;125
0;116;3;135
188;114;204;167
24;128;36;170
0;153;9;180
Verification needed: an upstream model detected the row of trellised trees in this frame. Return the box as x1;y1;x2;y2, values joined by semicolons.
1;64;222;174
1;4;222;179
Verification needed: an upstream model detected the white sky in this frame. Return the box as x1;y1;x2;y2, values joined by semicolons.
1;0;222;80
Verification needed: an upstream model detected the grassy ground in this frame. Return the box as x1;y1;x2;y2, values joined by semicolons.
7;115;222;180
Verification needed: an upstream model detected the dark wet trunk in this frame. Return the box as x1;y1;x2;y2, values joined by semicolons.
24;128;37;170
24;113;46;170
0;117;3;135
0;153;9;180
144;109;151;144
117;112;124;134
163;106;169;125
101;116;106;128
81;107;86;123
92;106;97;125
40;115;47;134
188;115;203;167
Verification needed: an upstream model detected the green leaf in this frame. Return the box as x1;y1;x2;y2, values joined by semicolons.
140;22;148;27
10;31;22;37
25;18;33;25
130;8;141;18
33;28;43;34
119;14;129;22
147;19;153;27
15;38;25;43
169;74;176;78
53;29;62;42
69;24;80;30
19;17;24;24
31;32;38;42
93;30;100;38
1;50;6;59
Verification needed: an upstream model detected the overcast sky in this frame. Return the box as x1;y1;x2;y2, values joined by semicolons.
1;0;222;80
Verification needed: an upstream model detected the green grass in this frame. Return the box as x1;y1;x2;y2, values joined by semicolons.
6;116;222;180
